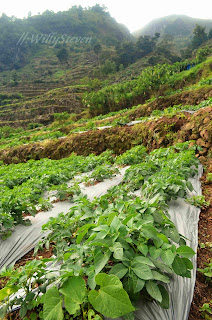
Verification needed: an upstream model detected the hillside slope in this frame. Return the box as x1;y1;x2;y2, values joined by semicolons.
133;15;212;38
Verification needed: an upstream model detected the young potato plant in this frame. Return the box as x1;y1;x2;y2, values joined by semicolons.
116;145;147;165
0;151;115;239
186;195;210;208
198;260;212;282
83;165;119;186
0;142;199;319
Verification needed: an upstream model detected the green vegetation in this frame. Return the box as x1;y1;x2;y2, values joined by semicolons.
84;59;201;116
200;302;212;319
186;196;210;208
198;260;212;282
116;145;147;165
0;11;212;319
0;142;199;319
0;152;114;239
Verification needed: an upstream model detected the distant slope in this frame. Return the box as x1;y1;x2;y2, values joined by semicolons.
133;15;212;38
0;5;132;72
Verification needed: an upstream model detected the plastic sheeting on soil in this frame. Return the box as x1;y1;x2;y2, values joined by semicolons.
0;168;127;270
107;166;203;320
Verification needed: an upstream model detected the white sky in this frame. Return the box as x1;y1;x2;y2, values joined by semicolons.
1;0;212;32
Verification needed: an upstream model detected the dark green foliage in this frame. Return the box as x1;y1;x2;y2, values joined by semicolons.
208;28;212;40
192;24;208;49
57;47;69;64
84;60;194;116
0;6;131;71
0;143;198;320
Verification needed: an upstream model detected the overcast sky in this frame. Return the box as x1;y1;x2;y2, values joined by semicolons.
1;0;212;32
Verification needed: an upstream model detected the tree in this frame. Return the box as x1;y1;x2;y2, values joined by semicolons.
136;35;157;58
101;59;116;75
196;46;211;63
56;48;69;64
208;28;212;40
192;24;208;49
116;41;136;67
93;43;102;65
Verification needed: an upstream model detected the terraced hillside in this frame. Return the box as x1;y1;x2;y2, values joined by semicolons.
0;41;212;320
0;86;87;128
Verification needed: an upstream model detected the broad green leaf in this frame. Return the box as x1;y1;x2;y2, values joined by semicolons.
172;256;187;276
109;263;128;279
157;233;169;244
153;237;163;249
186;181;194;192
76;224;94;244
59;276;86;304
128;273;145;293
153;211;163;224
158;284;170;309
152;270;170;283
110;242;123;260
87;271;96;290
142;225;158;239
91;239;112;247
149;247;162;259
138;244;148;256
43;286;63;320
110;216;121;233
176;246;195;258
132;263;153;280
182;258;193;270
161;249;175;266
133;256;155;267
153;260;173;274
95;273;122;288
0;286;18;301
94;250;111;274
169;229;180;243
63;296;81;315
146;281;162;302
88;274;134;318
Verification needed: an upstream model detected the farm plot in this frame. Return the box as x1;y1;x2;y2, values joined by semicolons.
0;142;203;320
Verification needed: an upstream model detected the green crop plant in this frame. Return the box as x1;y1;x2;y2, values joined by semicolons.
116;145;147;165
186;196;210;208
0;142;199;319
200;301;212;319
198;260;212;282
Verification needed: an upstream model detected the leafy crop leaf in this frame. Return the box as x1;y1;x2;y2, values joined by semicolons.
149;247;162;259
133;256;155;267
88;273;135;318
182;258;193;270
43;286;63;320
158;285;170;309
59;276;86;315
161;249;175;266
0;286;18;301
146;281;162;302
109;263;128;279
137;244;148;256
127;273;145;293
152;270;170;283
94;250;111;274
172;256;187;276
132;263;153;280
176;246;195;258
142;226;158;239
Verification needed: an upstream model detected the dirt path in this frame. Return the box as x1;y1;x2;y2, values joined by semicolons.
189;157;212;320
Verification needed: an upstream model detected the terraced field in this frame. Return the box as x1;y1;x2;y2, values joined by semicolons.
0;55;212;320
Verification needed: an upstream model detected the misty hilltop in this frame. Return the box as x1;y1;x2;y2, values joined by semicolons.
133;14;212;38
